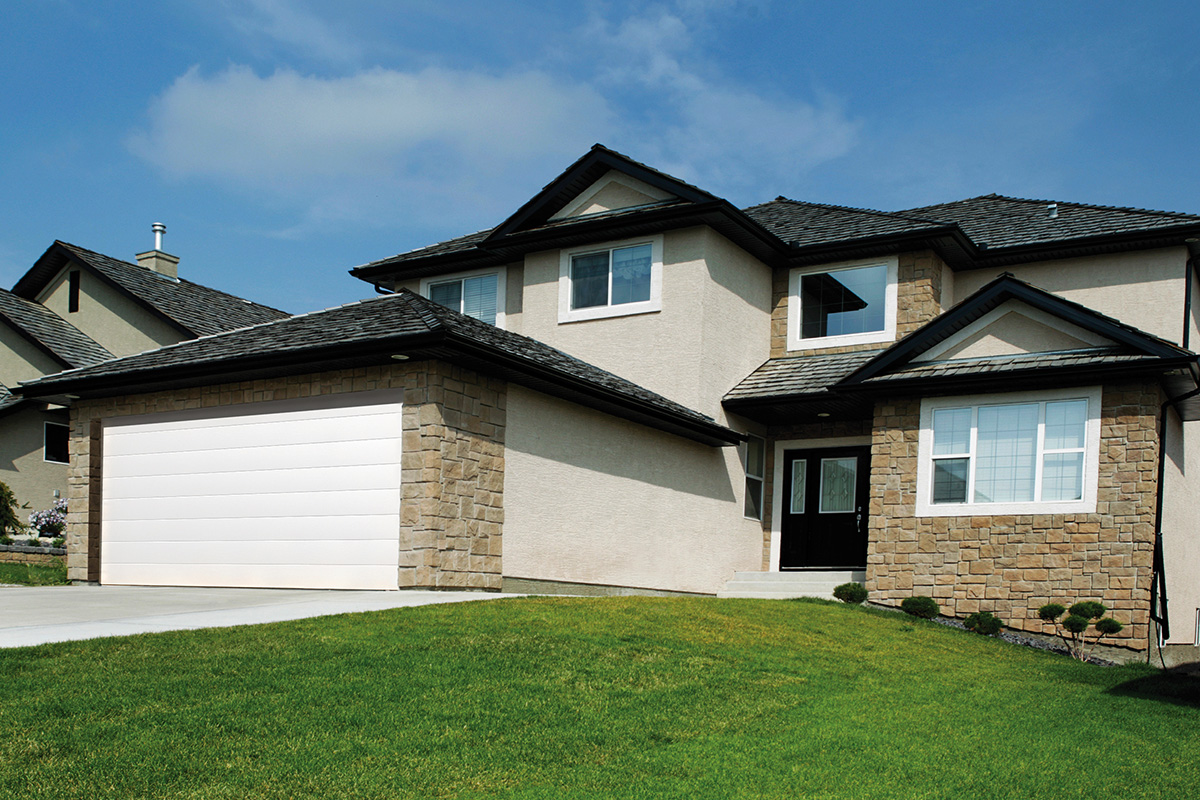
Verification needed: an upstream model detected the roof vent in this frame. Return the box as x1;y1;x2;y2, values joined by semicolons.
1047;203;1059;219
135;222;180;280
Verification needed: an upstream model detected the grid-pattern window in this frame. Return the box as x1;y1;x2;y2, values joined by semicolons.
571;244;652;310
428;273;499;325
744;435;765;520
930;398;1088;506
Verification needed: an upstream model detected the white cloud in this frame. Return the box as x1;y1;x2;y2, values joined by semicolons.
222;0;364;63
128;64;614;225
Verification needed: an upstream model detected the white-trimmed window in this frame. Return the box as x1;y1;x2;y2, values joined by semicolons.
916;387;1102;517
558;236;662;323
744;434;765;520
44;422;69;464
787;256;897;350
421;268;506;327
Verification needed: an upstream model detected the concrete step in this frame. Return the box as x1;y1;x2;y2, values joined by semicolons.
717;570;865;600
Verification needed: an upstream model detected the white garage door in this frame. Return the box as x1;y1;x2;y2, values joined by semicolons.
101;390;403;590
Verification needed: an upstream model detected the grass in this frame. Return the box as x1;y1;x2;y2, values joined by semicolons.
0;596;1197;799
0;559;67;586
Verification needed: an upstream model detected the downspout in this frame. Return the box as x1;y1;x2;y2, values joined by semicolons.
1151;382;1200;662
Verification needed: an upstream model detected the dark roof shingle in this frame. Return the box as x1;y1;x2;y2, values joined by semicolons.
724;351;882;402
0;288;113;368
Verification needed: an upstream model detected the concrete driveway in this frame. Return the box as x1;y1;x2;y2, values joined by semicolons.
0;585;515;648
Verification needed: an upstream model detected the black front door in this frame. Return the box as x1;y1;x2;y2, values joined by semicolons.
780;446;869;569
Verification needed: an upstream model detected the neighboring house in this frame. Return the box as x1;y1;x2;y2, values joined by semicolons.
0;235;290;514
16;146;1200;663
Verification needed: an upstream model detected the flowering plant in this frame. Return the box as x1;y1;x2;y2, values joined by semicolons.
29;498;68;537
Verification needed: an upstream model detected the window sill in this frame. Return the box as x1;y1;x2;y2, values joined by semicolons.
915;499;1096;518
558;302;661;324
787;327;894;351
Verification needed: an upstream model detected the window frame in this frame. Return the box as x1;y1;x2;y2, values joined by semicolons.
419;266;507;328
743;434;765;520
915;387;1102;517
558;235;663;323
786;256;898;351
43;422;69;464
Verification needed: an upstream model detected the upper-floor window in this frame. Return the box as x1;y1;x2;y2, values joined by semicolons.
68;270;81;313
558;236;663;323
744;434;765;520
787;256;897;350
915;387;1101;517
421;268;506;327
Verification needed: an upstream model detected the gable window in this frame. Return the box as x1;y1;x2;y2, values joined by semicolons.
559;236;663;323
787;257;897;350
916;387;1101;516
744;434;765;520
68;270;81;313
44;422;69;464
421;268;505;327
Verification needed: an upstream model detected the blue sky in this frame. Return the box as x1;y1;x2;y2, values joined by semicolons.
2;1;1197;313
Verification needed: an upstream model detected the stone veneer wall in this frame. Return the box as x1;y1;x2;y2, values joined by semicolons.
762;418;873;569
769;250;947;358
66;362;506;589
868;383;1160;651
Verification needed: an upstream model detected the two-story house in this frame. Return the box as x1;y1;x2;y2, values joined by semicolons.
1;233;290;515
16;146;1200;663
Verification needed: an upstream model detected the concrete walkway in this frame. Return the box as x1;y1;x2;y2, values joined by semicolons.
0;585;515;648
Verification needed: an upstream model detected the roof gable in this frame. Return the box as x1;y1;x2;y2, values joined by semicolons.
913;302;1111;362
483;144;719;243
12;241;290;339
837;275;1193;388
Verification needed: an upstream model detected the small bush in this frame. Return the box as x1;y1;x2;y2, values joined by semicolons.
963;611;1004;636
28;498;67;537
0;480;24;535
1038;603;1066;621
1037;598;1126;661
1095;617;1124;637
21;537;41;547
900;596;940;619
833;582;868;604
51;537;65;549
1069;601;1106;620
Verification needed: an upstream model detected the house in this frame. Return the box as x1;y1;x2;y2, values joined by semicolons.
15;146;1200;663
0;232;290;515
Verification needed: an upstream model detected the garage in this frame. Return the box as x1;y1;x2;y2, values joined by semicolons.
100;390;403;590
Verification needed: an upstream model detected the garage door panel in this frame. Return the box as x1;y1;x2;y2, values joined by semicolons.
101;396;403;590
104;464;400;500
103;439;402;479
102;514;400;544
104;413;395;457
101;562;400;591
103;537;399;567
104;488;399;522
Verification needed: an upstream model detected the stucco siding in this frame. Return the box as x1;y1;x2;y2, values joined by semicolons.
37;263;183;356
950;248;1189;344
0;322;62;384
0;406;68;510
504;385;760;594
1161;413;1200;645
521;226;771;418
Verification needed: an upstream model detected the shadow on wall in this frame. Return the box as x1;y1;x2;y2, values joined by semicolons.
505;386;737;503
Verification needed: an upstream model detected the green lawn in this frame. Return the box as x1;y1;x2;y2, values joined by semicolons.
0;559;67;586
1;597;1197;799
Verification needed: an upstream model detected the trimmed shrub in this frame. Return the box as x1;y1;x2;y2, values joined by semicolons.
963;611;1004;636
900;596;939;619
1037;598;1125;660
833;582;868;604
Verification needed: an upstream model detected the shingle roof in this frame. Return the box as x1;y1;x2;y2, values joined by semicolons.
0;385;23;415
858;348;1165;383
18;290;739;446
0;289;113;368
898;194;1200;250
22;242;291;337
724;351;882;402
740;199;946;249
